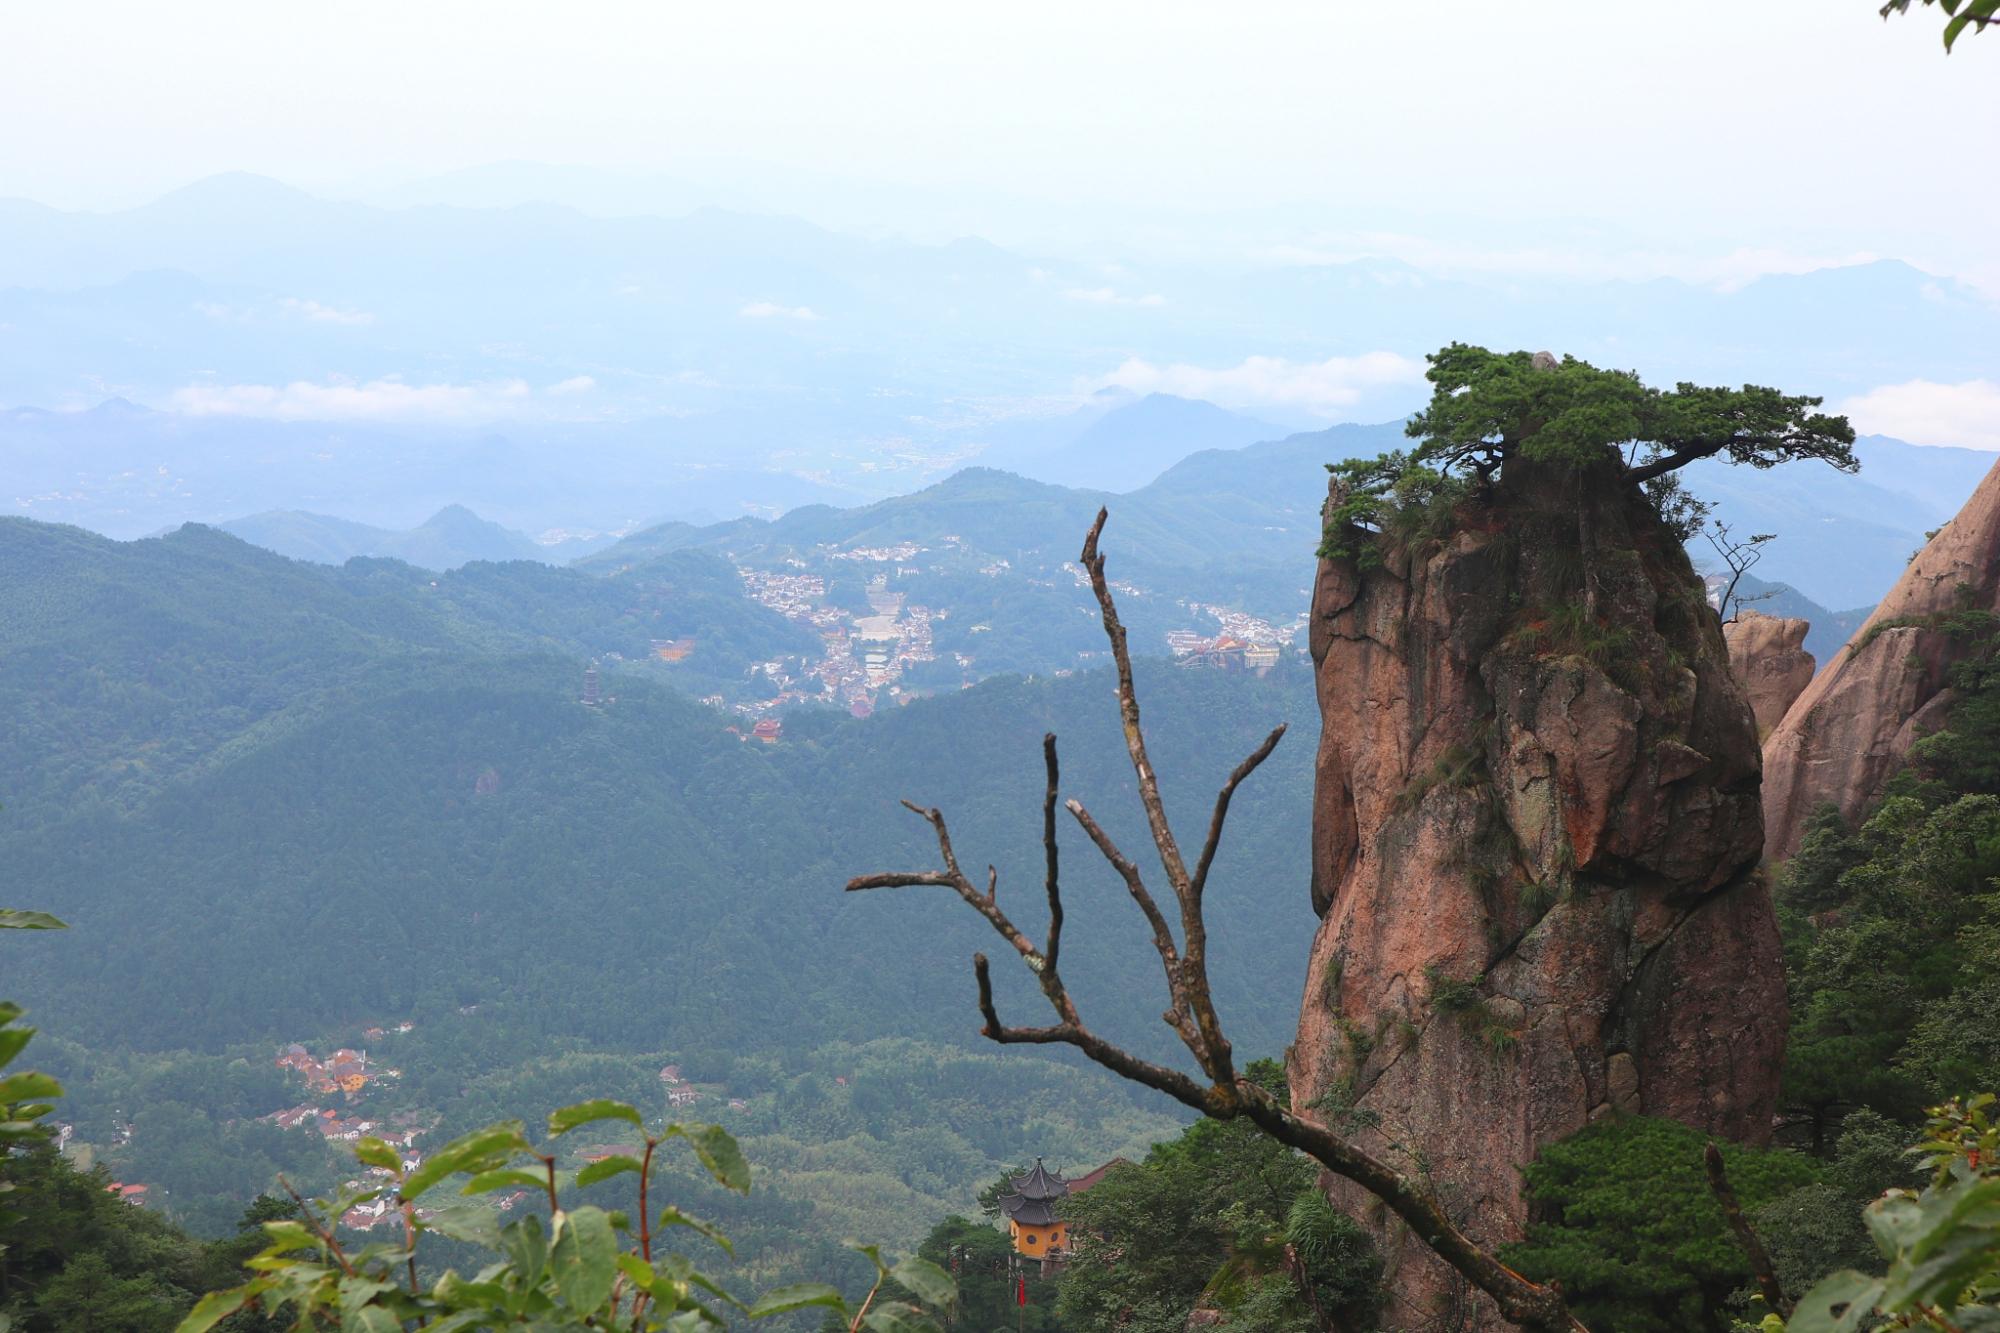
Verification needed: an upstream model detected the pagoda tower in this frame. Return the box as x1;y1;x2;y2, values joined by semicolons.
997;1159;1070;1260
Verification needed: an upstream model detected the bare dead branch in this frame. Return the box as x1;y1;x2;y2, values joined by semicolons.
1042;733;1062;974
1706;1143;1790;1317
845;871;959;891
845;511;1587;1333
1190;722;1289;901
972;953;1072;1045
847;804;1042;968
1065;800;1180;972
900;799;966;881
1080;508;1194;898
1080;507;1236;1084
1064;797;1197;1047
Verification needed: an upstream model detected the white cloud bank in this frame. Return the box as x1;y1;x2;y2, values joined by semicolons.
547;374;597;395
1840;378;2000;451
1256;234;1891;292
281;297;374;326
1093;350;1423;417
170;376;531;422
1064;286;1166;307
739;301;822;321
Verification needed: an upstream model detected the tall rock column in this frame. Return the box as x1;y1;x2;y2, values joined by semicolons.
1724;611;1815;737
1291;463;1786;1328
1762;457;2000;860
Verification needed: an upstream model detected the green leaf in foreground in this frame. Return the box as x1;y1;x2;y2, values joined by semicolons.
669;1123;750;1193
547;1099;643;1136
888;1257;955;1310
861;1302;941;1333
656;1205;735;1257
574;1154;643;1189
549;1206;619;1313
461;1168;548;1195
176;1287;262;1333
1787;1270;1886;1333
747;1283;846;1318
353;1137;403;1173
399;1121;530;1199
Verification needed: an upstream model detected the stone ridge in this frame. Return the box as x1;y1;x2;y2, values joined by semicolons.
1762;456;2000;860
1290;461;1785;1326
1724;611;1815;738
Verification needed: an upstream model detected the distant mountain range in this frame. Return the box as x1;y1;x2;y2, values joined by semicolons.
1685;434;1997;610
577;419;1995;618
0;397;860;540
4;173;1999;542
218;504;616;569
983;392;1283;492
37;377;2000;625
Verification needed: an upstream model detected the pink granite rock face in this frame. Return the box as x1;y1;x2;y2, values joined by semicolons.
1724;611;1816;737
1762;457;2000;860
1290;463;1785;1329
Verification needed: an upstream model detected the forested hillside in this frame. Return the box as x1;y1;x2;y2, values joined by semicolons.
0;517;818;820
1;513;1318;1259
7;654;1316;1058
581;425;1993;623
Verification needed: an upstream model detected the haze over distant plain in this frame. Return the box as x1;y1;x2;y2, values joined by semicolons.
2;0;1996;539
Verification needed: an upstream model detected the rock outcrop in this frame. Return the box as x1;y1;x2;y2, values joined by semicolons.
1291;462;1786;1327
1762;457;2000;860
1724;611;1816;736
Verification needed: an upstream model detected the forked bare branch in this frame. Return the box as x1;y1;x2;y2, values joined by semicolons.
1706;1142;1791;1317
844;510;1585;1333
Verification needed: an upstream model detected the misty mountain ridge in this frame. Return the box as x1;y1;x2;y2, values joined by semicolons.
167;408;1992;624
219;504;617;570
983;392;1283;492
5;173;1998;531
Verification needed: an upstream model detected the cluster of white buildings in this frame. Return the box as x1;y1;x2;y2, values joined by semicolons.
726;551;954;720
826;541;924;563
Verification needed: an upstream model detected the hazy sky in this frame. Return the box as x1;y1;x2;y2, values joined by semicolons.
5;1;1993;285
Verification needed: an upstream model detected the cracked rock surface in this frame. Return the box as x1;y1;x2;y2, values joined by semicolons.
1723;611;1815;739
1289;463;1784;1325
1762;457;2000;860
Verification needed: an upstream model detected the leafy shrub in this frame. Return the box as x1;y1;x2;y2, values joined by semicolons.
1778;1094;1999;1333
1502;1115;1817;1333
181;1099;954;1333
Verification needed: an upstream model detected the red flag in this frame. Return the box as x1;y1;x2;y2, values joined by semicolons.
1016;1275;1027;1307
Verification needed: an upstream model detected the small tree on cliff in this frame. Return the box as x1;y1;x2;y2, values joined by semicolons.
1323;343;1856;566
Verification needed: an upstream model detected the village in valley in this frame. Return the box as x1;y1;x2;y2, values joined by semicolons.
256;1040;755;1232
598;536;1307;742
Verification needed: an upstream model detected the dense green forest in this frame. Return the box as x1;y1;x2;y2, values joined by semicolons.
8;495;2000;1331
0;513;1320;1297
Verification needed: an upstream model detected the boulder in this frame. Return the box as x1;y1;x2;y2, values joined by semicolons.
1723;611;1815;737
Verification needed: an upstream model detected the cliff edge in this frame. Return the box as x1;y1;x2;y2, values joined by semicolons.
1291;461;1786;1325
1762;456;2000;860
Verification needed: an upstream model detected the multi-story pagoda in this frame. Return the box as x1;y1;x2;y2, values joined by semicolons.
997;1159;1069;1259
